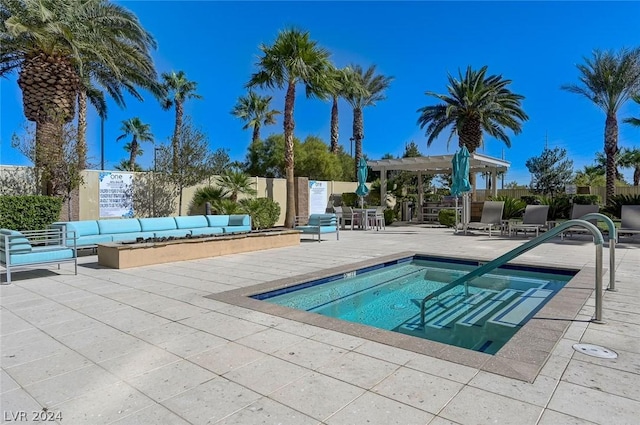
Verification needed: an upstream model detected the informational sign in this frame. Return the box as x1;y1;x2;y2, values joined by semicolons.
565;184;577;195
309;180;328;215
99;172;134;218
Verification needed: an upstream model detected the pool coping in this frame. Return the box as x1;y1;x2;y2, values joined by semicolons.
206;251;597;383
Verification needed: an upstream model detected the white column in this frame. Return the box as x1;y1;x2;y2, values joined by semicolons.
492;169;498;197
417;171;423;222
380;168;387;207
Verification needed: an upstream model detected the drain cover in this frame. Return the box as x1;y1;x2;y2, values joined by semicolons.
573;344;618;359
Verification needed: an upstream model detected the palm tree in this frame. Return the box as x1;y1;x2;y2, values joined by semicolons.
594;151;626;183
619;148;640;186
231;91;280;145
216;170;257;202
1;0;158;190
562;48;640;203
574;164;606;187
161;70;202;173
417;65;528;198
343;65;393;177
247;27;331;227
624;94;640;127
325;66;350;154
116;118;154;171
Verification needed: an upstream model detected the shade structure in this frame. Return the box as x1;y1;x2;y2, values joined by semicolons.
355;157;369;198
451;146;471;196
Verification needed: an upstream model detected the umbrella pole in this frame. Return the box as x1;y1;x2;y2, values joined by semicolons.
455;196;459;233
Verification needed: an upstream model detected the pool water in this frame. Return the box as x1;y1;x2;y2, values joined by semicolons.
254;257;573;354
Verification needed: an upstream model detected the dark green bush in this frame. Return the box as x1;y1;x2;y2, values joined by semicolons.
239;198;281;229
520;195;538;205
341;192;358;207
572;194;600;205
438;209;457;228
492;195;526;219
602;194;640;219
538;196;571;220
0;196;62;230
384;208;396;225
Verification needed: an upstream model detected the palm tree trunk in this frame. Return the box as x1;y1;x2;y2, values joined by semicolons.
284;81;296;228
604;114;618;203
129;136;138;171
330;96;339;154
633;166;640;186
77;89;88;170
252;124;261;145
353;107;364;177
172;101;184;174
35;120;64;196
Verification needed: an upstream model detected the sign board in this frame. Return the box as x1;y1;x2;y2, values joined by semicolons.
565;184;577;195
308;181;328;215
99;172;134;218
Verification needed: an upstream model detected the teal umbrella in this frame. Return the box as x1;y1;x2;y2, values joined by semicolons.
451;146;471;196
355;157;369;206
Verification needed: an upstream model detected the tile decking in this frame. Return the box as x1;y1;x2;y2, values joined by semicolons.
1;225;639;424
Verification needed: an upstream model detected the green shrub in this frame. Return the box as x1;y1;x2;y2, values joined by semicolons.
384;208;396;225
538;196;571;220
239;198;281;230
520;195;538;205
438;209;457;227
341;192;358;207
602;194;640;219
0;196;62;230
572;194;600;205
492;195;526;219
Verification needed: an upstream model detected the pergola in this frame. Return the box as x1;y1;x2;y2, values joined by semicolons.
367;152;510;208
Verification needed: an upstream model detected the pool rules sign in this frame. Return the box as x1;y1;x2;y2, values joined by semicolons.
99;172;134;218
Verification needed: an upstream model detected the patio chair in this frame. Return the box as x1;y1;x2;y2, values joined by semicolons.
560;204;599;240
619;205;640;240
367;206;386;231
508;205;549;237
339;206;362;230
464;201;504;237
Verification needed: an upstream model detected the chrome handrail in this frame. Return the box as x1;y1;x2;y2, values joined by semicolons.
578;213;617;291
419;219;605;327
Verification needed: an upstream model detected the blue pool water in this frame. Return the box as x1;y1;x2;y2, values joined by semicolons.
253;256;574;354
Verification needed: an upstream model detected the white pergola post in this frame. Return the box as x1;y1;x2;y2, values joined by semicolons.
492;168;498;197
380;167;387;206
417;171;423;222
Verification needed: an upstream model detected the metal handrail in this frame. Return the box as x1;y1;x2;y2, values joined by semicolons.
419;219;605;327
578;213;617;291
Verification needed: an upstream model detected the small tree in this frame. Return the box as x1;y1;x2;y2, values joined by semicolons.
155;117;215;215
131;172;176;218
525;146;574;197
209;148;231;175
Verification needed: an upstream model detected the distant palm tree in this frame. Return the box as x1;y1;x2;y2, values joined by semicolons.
161;70;202;173
562;48;640;203
619;147;640;186
231;91;280;144
624;94;640;127
343;65;393;177
247;28;331;227
116;118;154;171
1;0;158;191
216;170;257;202
417;65;528;198
574;164;605;187
325;66;351;154
191;186;230;213
594;151;625;183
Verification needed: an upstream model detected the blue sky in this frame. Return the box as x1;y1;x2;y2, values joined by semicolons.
1;1;639;185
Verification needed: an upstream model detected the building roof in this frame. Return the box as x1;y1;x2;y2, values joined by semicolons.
366;152;510;174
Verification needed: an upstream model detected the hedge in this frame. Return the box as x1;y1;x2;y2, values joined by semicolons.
0;196;62;231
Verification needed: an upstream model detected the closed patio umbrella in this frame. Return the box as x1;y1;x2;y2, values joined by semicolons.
355;157;369;208
451;146;471;229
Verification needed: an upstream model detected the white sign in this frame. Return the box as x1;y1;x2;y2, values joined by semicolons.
99;172;134;218
308;180;328;215
565;184;577;195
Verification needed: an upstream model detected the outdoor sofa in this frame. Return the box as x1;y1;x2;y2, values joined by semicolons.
294;213;339;242
50;214;252;249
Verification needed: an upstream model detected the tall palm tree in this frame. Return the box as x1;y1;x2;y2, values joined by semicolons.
343;65;393;177
231;91;280;144
161;70;202;174
325;66;349;154
417;65;528;198
216;170;257;202
116;117;154;171
247;27;331;227
1;0;159;191
562;48;640;203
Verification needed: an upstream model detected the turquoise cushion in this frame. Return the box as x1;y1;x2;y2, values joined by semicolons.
175;216;208;229
308;214;337;226
0;229;32;253
190;227;224;236
8;247;74;265
138;217;178;232
76;235;114;247
53;221;99;237
228;215;250;226
295;225;337;234
222;226;251;234
98;219;141;234
206;215;230;227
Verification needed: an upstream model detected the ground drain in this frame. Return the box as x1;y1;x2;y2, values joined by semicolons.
572;343;618;359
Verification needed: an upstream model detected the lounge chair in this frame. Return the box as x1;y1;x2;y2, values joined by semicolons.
367;206;386;231
508;205;549;237
560;204;599;239
464;201;504;237
339;206;362;230
619;205;640;240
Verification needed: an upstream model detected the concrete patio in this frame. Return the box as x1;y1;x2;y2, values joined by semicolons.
1;225;639;424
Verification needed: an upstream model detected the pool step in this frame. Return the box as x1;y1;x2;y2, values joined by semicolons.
394;292;466;333
425;290;496;330
484;288;554;341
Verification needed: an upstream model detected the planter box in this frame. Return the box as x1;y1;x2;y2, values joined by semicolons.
97;230;300;269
